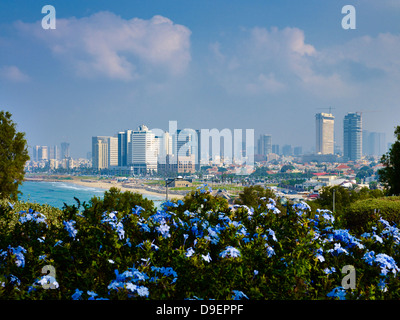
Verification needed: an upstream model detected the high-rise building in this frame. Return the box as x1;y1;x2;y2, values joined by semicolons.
282;145;293;156
117;130;132;167
108;136;118;167
272;144;280;155
294;146;303;156
128;125;158;174
39;146;49;161
343;112;362;161
33;145;49;161
32;145;40;161
257;134;272;156
315;113;335;154
61;142;70;159
363;131;386;157
49;145;59;160
174;129;198;157
92;136;109;170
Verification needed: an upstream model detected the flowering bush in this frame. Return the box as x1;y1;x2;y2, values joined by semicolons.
1;186;400;300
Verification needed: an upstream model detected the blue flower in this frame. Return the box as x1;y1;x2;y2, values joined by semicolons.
232;290;249;300
219;246;241;259
332;229;364;249
156;221;171;238
375;253;400;276
266;228;277;242
137;219;151;233
327;243;349;256
363;250;375;266
265;245;275;258
136;285;149;297
202;252;212;263
37;275;59;289
378;278;388;292
101;212;125;240
185;247;195;258
87;291;98;300
292;201;311;215
323;267;336;275
315;248;325;262
63;220;78;239
71;288;83;300
9;246;26;268
132;205;144;215
327;286;346;300
266;198;281;214
125;282;137;292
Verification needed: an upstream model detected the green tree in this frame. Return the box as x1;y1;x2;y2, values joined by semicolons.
379;126;400;195
87;187;156;217
0;111;29;201
235;185;277;210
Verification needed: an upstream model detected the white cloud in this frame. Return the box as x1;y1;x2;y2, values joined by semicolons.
209;26;348;96
209;25;400;100
0;65;30;82
16;12;191;80
325;33;400;75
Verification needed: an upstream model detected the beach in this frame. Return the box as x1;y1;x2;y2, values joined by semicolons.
24;175;185;200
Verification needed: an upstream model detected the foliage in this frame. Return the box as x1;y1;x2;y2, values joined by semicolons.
314;186;384;215
345;197;400;234
0;111;30;201
379;126;400;196
2;185;400;300
234;185;281;212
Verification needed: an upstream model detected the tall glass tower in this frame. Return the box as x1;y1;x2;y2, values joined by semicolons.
343;112;362;161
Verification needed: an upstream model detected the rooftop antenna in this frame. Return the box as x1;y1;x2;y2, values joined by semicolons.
317;107;336;114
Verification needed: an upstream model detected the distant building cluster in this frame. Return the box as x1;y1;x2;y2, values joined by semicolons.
27;142;90;171
92;125;201;175
255;111;387;164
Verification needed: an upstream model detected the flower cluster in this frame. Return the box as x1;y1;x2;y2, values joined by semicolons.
2;187;400;300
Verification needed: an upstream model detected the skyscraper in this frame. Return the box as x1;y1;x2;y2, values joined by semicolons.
257;134;272;156
117;130;132;167
92;136;109;170
343;112;362;161
108;136;118;167
315;113;335;154
61;142;70;159
363;130;386;157
128;125;158;174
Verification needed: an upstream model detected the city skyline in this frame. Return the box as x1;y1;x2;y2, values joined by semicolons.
31;110;390;167
1;1;400;158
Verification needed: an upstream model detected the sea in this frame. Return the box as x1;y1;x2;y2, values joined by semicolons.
19;181;164;209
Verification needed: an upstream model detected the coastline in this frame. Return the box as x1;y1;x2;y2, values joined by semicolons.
24;176;185;200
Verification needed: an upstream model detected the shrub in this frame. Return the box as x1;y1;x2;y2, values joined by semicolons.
1;186;400;300
345;197;400;234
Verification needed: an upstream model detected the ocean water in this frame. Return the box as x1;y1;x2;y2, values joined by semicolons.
19;181;164;209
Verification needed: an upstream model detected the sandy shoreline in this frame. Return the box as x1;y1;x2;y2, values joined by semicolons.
24;176;185;200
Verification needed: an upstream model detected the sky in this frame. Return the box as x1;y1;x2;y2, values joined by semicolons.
1;0;400;158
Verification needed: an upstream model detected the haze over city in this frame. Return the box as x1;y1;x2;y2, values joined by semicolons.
1;0;400;159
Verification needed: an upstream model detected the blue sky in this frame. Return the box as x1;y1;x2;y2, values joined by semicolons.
1;0;400;158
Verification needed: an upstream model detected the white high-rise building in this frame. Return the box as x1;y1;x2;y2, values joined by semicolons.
108;136;118;167
128;125;158;174
316;113;335;154
92;136;109;170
